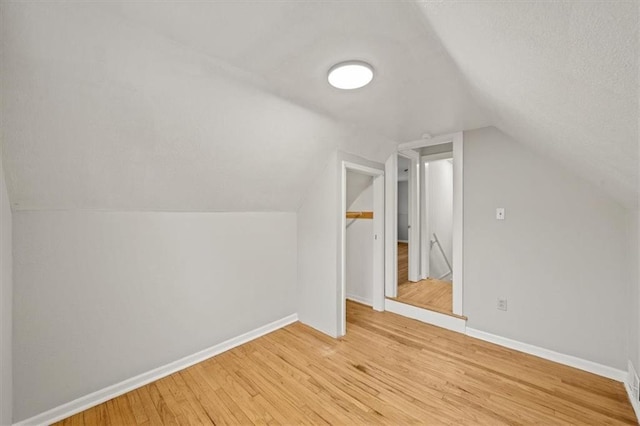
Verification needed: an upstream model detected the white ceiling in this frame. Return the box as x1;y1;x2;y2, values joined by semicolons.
0;1;637;211
418;1;639;207
100;1;488;142
0;1;485;211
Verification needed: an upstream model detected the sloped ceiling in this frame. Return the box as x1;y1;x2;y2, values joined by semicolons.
2;2;636;211
0;1;486;211
418;1;639;207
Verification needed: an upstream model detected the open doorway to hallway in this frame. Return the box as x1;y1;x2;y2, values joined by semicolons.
396;150;454;315
384;132;465;331
397;155;410;286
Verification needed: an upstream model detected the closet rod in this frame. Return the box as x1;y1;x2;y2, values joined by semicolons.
346;211;373;219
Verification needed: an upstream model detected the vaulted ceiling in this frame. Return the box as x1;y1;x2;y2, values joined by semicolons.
419;1;639;206
0;1;637;211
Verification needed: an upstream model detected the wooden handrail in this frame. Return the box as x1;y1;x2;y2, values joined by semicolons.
346;211;373;219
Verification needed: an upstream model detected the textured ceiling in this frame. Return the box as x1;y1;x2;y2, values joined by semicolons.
0;1;486;211
1;1;637;211
418;1;639;207
100;1;487;142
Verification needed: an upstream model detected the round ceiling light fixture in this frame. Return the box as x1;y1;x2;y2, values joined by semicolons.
327;61;374;90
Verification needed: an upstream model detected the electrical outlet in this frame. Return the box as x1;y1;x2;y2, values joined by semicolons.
497;298;508;311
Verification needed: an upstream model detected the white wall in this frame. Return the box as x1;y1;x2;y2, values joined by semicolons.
637;208;640;373
297;151;383;337
464;126;630;370
0;155;12;426
629;212;639;376
397;181;408;241
346;173;373;305
1;2;397;213
12;211;297;422
297;152;339;337
346;172;373;209
427;159;453;280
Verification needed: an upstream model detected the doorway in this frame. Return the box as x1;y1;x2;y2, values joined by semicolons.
345;171;375;306
384;132;465;332
397;155;410;286
396;151;454;314
338;160;384;336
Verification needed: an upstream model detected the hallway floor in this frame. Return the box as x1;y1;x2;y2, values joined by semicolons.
396;242;453;315
395;277;453;315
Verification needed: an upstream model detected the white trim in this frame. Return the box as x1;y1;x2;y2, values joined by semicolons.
465;328;626;382
346;294;373;307
342;162;383;177
397;239;409;244
399;148;421;160
384;154;398;298
409;153;420;282
419;159;429;280
625;360;640;421
384;299;466;333
371;175;385;312
13;314;299;426
421;152;453;163
625;383;640;422
397;150;420;283
389;131;464;316
398;132;462;151
340;163;348;337
451;132;463;315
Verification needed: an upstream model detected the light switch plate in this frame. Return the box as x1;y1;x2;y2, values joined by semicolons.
496;208;505;220
497;298;508;311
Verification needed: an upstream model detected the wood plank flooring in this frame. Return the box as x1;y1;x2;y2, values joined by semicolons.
397;242;453;315
396;278;454;315
397;241;408;285
57;301;636;425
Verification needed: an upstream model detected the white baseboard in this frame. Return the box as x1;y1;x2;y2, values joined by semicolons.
346;294;372;307
465;328;626;382
13;313;299;426
625;383;640;423
625;360;640;422
397;240;409;244
384;299;466;333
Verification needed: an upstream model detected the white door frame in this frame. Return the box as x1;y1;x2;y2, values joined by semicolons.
421;152;454;281
339;161;385;336
384;155;397;298
386;150;420;299
420;158;429;280
384;150;420;298
390;132;464;316
400;149;421;283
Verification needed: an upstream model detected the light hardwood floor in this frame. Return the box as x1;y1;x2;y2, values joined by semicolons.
397;241;408;285
57;301;636;425
396;278;454;315
396;242;453;315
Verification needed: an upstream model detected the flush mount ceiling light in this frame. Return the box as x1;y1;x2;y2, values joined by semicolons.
327;61;374;90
